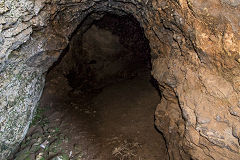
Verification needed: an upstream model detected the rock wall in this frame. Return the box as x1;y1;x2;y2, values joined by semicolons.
0;0;239;159
57;14;150;90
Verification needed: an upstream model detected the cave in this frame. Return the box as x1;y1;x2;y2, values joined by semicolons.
0;0;240;160
14;13;169;159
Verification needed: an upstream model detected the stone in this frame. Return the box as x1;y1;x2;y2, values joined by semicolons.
0;0;240;159
36;152;44;160
51;154;69;160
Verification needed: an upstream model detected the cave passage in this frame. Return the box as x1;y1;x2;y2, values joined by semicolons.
14;14;168;160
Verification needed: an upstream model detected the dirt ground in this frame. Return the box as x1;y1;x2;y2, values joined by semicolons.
13;68;168;160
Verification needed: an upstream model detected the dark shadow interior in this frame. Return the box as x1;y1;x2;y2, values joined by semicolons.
63;13;153;93
14;13;168;160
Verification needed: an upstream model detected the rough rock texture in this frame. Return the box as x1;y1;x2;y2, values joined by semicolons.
0;0;240;159
58;14;150;90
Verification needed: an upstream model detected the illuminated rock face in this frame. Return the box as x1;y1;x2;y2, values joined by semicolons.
0;0;239;159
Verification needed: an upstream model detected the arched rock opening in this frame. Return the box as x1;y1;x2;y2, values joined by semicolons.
60;13;152;92
0;0;240;160
18;12;169;159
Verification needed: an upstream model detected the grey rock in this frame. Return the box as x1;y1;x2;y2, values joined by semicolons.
0;0;240;160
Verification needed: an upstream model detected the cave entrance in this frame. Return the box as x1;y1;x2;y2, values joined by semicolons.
16;13;168;159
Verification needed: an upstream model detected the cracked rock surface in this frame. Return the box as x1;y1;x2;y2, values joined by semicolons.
0;0;240;159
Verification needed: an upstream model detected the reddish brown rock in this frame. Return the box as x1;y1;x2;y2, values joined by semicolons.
0;0;239;159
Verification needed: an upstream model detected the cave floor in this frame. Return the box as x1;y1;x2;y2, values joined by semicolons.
13;70;168;160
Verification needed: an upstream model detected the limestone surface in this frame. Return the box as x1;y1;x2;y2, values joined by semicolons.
0;0;240;159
